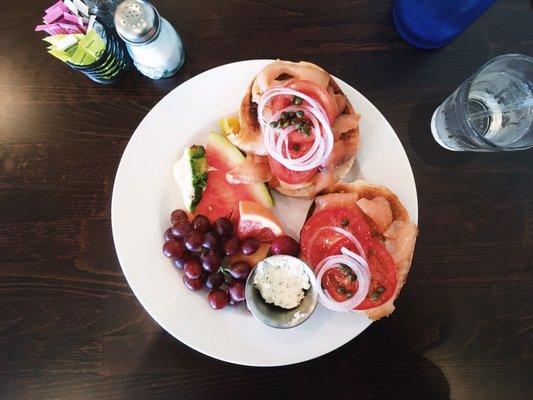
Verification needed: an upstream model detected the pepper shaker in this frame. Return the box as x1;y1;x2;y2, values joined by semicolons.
114;0;185;79
84;0;120;27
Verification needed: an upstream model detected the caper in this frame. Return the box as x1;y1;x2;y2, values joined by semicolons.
293;96;303;105
336;286;354;298
338;264;350;275
269;120;278;128
336;286;348;295
296;110;305;118
369;286;386;301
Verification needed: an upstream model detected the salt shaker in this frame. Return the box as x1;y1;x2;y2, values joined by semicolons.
114;0;185;79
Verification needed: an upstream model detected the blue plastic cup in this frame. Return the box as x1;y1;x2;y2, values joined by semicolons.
393;0;497;49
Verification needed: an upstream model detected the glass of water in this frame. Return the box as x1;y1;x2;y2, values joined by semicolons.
431;54;533;151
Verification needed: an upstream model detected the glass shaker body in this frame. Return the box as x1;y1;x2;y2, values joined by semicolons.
125;18;185;79
84;0;120;27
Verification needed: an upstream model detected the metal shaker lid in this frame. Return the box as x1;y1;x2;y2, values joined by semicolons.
114;0;160;44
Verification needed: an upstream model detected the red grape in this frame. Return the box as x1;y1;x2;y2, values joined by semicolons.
164;227;174;241
172;219;192;239
270;235;300;257
192;214;210;234
214;217;233;238
205;271;224;289
184;258;202;279
208;289;229;309
229;261;251;280
184;231;203;252
241;237;259;255
171;209;188;224
229;298;242;306
183;275;204;291
200;249;221;272
162;239;184;259
229;281;246;302
223;236;241;256
224;274;236;287
173;254;190;269
212;244;224;258
202;231;219;250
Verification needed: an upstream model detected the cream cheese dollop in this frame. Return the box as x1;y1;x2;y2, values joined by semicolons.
253;256;311;309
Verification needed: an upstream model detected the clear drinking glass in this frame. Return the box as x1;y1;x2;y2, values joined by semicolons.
431;54;533;151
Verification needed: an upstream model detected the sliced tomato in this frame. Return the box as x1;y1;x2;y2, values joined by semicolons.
300;207;372;268
286;80;339;123
321;267;358;302
268;140;318;185
319;237;361;302
326;237;361;257
356;238;398;309
269;79;338;126
321;237;398;309
266;79;338;184
288;129;316;143
269;92;313;143
271;95;292;114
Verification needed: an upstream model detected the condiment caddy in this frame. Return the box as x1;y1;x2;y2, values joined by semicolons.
35;0;131;83
36;0;185;83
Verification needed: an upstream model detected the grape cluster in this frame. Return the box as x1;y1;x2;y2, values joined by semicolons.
162;210;259;310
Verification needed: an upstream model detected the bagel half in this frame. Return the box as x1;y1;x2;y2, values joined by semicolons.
307;180;418;320
229;60;361;198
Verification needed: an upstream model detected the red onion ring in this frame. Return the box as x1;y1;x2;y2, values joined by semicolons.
275;108;323;163
340;247;369;274
269;106;325;169
306;226;366;268
257;88;334;172
315;250;371;311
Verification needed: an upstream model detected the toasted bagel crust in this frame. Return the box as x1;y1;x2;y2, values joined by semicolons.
229;83;266;155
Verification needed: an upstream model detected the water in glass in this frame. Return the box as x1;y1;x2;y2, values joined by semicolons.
431;54;533;151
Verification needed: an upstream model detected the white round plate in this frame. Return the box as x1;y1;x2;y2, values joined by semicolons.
112;60;418;367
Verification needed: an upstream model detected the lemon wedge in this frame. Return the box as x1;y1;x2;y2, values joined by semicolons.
219;116;240;136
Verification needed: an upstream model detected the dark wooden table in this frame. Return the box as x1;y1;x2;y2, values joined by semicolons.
1;1;532;399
